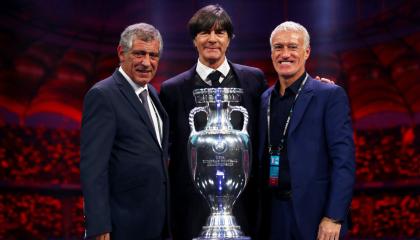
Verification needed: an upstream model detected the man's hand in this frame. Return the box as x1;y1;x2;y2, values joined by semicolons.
95;233;110;240
317;217;341;240
315;76;335;84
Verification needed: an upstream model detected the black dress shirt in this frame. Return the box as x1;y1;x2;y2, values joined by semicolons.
269;73;306;191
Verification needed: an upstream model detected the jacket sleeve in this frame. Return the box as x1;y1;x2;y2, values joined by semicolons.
80;87;116;237
324;86;356;221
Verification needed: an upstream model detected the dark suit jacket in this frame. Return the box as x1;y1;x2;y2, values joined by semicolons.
80;70;170;240
258;76;355;240
159;62;267;239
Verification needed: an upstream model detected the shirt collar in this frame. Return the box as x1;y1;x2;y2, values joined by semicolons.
289;72;306;94
274;72;307;96
195;57;230;81
119;66;148;95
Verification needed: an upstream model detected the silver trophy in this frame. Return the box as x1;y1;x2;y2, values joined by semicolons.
188;88;251;240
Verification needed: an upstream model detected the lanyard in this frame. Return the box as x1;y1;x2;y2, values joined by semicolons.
267;73;308;149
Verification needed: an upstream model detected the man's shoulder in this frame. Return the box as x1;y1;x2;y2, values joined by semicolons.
87;72;119;95
261;85;275;99
231;62;264;75
161;68;194;89
308;76;342;92
307;76;349;102
94;75;115;87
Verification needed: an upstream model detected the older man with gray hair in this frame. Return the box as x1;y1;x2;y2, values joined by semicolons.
258;21;355;240
80;22;169;240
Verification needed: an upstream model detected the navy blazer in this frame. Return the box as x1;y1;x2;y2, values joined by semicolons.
258;76;355;239
80;70;169;240
160;62;267;239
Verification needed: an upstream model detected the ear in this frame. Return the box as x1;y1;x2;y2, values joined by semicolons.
226;37;231;48
304;46;311;60
271;50;276;61
193;38;197;48
117;45;125;63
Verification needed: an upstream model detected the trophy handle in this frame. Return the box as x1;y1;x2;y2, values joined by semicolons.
189;106;207;133
229;106;249;133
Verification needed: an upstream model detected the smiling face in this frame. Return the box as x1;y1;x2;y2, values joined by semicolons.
193;26;230;68
117;38;160;86
271;30;310;82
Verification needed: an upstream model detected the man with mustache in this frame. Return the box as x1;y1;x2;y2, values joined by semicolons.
80;23;169;240
257;21;355;240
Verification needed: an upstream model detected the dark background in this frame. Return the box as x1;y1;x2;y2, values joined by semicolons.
0;0;419;239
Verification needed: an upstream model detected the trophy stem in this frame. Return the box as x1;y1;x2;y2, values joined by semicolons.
193;212;251;240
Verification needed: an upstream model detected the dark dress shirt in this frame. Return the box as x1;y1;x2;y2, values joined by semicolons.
269;73;306;192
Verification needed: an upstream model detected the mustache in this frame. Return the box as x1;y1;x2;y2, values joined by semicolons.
135;67;152;72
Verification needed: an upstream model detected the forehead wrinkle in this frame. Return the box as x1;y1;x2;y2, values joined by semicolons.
273;33;303;44
132;40;159;50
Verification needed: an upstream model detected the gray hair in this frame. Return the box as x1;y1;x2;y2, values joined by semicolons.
270;21;310;50
119;23;163;54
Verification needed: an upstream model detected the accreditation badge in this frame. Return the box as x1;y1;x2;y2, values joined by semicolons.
268;146;281;187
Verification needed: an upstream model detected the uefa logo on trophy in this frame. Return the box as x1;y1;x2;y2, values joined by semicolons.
188;88;251;239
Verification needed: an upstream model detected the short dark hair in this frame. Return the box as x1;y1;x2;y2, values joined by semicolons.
188;4;234;39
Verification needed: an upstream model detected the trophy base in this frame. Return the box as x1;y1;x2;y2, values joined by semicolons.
193;237;250;240
193;212;251;240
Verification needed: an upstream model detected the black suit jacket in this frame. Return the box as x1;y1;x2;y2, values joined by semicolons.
80;70;170;240
159;62;267;239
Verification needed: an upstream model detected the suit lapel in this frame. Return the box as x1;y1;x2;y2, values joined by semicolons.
149;85;168;122
258;88;272;161
288;78;314;135
149;85;169;181
231;63;253;112
181;66;197;120
114;71;161;148
149;85;168;149
230;63;255;136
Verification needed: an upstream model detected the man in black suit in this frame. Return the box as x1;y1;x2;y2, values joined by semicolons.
159;5;267;240
80;23;169;240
